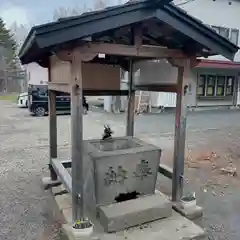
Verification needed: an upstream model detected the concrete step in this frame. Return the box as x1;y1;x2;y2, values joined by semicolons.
98;192;172;233
51;185;206;240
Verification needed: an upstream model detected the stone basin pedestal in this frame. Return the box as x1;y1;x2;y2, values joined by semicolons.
81;136;172;232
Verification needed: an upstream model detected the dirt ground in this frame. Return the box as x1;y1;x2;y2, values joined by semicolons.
1;100;240;240
185;129;240;240
155;128;240;240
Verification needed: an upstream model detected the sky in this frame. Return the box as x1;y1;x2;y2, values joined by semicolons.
0;0;185;27
0;0;119;26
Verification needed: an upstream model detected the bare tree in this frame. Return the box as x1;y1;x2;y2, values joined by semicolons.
53;0;108;21
93;0;107;10
9;22;30;51
53;6;86;21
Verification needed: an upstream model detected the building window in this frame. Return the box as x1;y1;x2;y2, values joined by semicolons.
219;27;230;38
211;26;220;33
226;76;234;96
206;75;216;96
197;74;235;97
211;25;239;45
211;26;229;38
197;75;206;96
216;76;225;96
230;29;239;45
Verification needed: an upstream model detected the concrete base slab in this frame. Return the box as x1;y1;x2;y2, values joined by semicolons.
62;211;206;240
173;203;203;220
51;185;206;240
98;192;172;232
189;106;235;112
41;176;61;190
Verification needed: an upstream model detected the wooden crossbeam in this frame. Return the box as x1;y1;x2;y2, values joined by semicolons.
79;42;186;59
48;82;70;93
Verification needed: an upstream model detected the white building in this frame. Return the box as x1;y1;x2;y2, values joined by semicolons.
149;0;240;108
25;63;48;85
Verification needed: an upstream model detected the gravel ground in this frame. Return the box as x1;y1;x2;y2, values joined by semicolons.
1;101;240;240
0;102;61;240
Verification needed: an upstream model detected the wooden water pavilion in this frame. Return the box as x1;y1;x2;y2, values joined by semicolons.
19;0;238;226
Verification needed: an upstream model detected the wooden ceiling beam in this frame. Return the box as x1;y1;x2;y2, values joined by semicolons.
48;82;70;93
143;34;166;46
168;56;198;68
145;21;175;38
55;42;187;62
77;42;187;59
133;23;143;47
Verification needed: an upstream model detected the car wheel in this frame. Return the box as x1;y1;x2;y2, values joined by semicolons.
34;106;46;117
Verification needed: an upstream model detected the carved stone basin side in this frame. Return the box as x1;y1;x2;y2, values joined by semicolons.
82;136;161;213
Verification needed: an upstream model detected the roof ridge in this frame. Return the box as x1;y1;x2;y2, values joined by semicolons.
19;0;238;64
57;0;173;22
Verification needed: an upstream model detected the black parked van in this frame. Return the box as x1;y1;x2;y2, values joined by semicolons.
28;85;71;117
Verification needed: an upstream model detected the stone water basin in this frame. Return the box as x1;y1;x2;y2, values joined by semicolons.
82;136;162;211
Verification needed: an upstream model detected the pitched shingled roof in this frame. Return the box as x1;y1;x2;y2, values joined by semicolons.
19;0;239;66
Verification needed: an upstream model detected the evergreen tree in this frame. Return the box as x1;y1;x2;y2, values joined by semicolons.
0;17;18;70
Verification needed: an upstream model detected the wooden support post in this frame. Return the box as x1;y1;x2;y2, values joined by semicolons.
70;51;85;222
48;65;58;181
172;60;190;202
126;59;135;136
126;25;142;136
